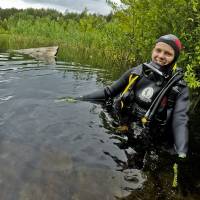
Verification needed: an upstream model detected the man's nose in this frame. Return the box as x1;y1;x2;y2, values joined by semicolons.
158;51;165;59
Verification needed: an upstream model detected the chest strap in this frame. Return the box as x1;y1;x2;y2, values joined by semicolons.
120;74;139;108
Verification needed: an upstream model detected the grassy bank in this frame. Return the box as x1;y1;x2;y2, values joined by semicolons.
0;2;199;89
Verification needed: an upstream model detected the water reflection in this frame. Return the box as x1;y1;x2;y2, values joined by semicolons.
0;52;146;200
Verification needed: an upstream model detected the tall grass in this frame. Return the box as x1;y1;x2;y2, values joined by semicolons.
0;3;199;87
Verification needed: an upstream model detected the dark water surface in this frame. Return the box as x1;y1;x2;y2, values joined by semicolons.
0;51;200;200
0;52;146;200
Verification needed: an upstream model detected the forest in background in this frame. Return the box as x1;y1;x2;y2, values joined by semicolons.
0;0;199;108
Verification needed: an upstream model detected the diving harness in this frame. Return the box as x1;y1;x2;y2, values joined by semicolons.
118;62;184;130
141;63;183;127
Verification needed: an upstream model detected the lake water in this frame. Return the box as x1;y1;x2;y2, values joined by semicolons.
0;50;200;200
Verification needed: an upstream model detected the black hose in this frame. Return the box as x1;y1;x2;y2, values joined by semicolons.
145;70;183;121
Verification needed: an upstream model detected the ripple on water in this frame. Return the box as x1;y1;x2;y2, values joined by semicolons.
0;95;13;101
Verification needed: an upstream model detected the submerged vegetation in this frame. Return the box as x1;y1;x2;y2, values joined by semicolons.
0;0;199;104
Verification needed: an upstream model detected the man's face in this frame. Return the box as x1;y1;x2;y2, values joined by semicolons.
152;42;175;66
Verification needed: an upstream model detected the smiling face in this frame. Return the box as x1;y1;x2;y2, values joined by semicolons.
151;42;175;66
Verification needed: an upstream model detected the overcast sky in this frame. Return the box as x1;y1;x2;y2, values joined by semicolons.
0;0;121;15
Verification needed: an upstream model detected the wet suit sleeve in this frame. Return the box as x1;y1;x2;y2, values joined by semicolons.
80;68;134;102
107;68;134;97
172;85;190;156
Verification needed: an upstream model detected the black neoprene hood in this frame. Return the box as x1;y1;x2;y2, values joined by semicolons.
156;34;182;64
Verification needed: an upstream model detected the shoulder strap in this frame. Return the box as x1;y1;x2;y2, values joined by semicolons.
121;74;139;96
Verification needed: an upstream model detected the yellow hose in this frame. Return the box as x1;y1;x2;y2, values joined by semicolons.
172;163;178;188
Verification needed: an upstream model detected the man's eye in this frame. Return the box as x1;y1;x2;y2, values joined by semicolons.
165;52;173;56
155;49;161;53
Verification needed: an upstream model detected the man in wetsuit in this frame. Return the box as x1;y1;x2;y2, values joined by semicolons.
80;34;189;185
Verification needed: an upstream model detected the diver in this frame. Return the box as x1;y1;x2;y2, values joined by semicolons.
78;34;190;187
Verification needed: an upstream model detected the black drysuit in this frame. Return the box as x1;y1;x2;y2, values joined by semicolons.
81;63;189;156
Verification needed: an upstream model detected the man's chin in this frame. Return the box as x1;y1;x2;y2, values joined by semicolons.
154;61;166;66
